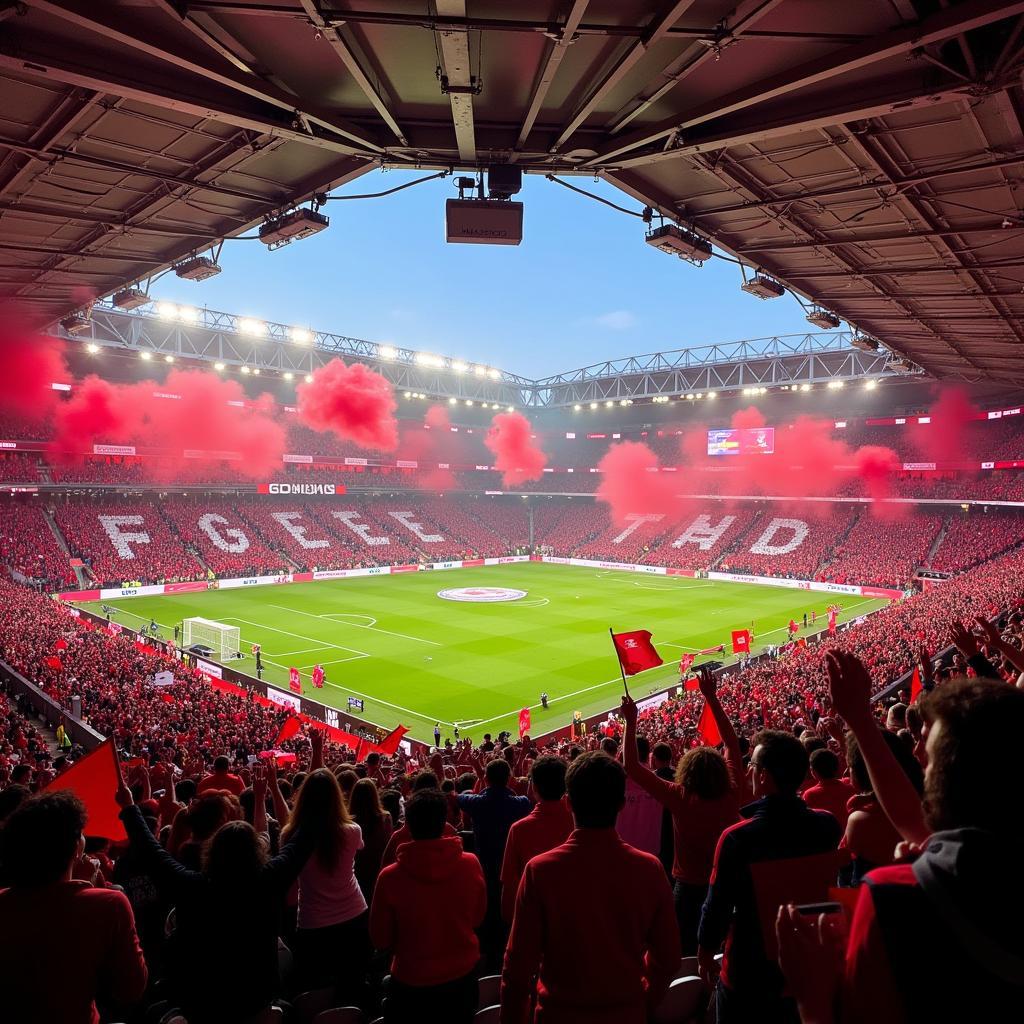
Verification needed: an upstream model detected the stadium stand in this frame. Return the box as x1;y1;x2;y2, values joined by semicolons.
53;500;205;586
0;503;75;588
822;512;945;590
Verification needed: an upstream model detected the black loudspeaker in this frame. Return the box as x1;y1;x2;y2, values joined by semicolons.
488;164;522;198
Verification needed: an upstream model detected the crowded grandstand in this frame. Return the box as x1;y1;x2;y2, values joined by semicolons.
3;3;1024;1024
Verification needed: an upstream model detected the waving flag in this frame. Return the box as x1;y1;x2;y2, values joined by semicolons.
288;667;301;694
376;724;409;757
275;716;302;745
311;664;325;689
679;653;696;676
827;608;838;634
909;666;923;703
611;630;663;676
696;701;722;747
45;740;127;842
731;629;751;654
518;707;531;738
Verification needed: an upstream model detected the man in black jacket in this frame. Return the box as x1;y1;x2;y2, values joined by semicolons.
698;729;841;1023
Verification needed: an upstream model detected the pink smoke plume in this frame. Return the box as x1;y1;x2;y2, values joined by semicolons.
855;445;902;511
485;411;547;486
395;405;458;490
0;313;67;420
915;387;980;467
49;370;286;480
296;359;398;451
50;376;133;460
596;442;680;526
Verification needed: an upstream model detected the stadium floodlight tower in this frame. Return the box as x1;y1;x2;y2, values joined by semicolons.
644;224;713;264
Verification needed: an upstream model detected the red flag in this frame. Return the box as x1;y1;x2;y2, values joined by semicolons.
288;667;301;694
518;707;531;738
311;664;325;689
679;653;696;675
828;608;837;634
376;725;409;757
44;740;127;841
354;738;369;762
696;701;722;747
54;639;68;651
42;655;62;670
611;630;663;675
795;637;807;649
910;666;923;703
275;716;302;745
731;629;751;654
684;676;700;692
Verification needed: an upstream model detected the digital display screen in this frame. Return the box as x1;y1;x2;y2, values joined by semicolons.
707;427;775;457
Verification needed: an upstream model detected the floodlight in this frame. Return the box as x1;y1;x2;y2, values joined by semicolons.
290;327;312;345
259;208;329;249
139;351;152;361
740;275;785;299
238;318;266;336
174;255;221;281
164;355;174;363
851;333;880;352
214;362;225;371
645;224;713;263
807;307;841;330
112;287;148;310
86;343;100;354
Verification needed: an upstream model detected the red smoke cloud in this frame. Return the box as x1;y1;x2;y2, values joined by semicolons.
395;405;458;490
0;313;67;420
855;445;902;510
484;411;547;486
596;442;680;526
915;387;979;467
296;359;398;451
49;370;286;480
143;370;286;480
50;376;132;459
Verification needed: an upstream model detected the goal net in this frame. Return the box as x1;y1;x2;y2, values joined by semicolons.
182;617;240;660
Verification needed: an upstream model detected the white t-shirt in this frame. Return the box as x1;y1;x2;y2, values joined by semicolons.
296;821;367;929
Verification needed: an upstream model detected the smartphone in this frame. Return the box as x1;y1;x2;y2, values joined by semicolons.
795;902;842;917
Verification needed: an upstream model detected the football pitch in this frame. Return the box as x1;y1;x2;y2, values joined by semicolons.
80;564;887;744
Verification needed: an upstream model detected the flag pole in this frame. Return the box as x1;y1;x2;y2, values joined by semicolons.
609;627;631;697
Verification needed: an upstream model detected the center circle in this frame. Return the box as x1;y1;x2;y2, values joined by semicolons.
437;586;528;603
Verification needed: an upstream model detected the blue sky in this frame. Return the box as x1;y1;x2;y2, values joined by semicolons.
156;171;819;378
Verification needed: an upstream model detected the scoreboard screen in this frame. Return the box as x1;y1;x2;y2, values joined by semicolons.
707;427;775;456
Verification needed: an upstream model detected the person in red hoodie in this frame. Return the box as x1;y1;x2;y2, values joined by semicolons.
0;791;148;1024
370;787;486;1024
500;751;680;1024
500;754;573;922
802;749;856;829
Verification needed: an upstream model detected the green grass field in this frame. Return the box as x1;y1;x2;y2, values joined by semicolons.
80;564;886;743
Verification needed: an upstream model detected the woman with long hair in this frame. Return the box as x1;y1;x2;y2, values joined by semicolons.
115;764;315;1024
281;767;369;1002
620;671;742;954
349;777;394;903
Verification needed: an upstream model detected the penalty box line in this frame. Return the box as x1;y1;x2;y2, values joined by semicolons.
269;604;442;647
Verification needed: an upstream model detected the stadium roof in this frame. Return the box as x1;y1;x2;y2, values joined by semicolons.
2;1;1024;383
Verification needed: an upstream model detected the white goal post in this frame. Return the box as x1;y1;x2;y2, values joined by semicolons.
182;617;241;660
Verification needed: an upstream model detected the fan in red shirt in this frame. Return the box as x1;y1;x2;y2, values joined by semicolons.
501;751;680;1024
500;754;573;922
196;754;245;796
0;791;148;1024
802;749;856;829
370;788;486;1024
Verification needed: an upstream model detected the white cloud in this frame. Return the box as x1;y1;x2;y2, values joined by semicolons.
591;310;636;330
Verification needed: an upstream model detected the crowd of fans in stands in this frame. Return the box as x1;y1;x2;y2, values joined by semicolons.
0;529;1023;1021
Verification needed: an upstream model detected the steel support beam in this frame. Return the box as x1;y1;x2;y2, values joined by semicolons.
591;0;1024;164
25;0;389;154
298;0;408;146
435;0;476;164
515;0;590;150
